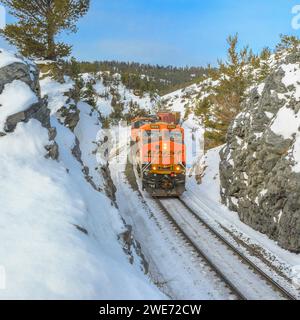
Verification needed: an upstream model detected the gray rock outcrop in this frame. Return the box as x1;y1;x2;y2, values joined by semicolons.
220;52;300;252
0;52;57;159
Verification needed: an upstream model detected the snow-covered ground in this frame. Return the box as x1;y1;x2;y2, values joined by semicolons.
0;51;164;299
183;147;300;296
81;72;158;118
0;80;38;131
107;127;235;300
1;47;299;300
0;119;163;299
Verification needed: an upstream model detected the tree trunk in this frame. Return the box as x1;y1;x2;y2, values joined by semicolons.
45;2;56;61
46;29;56;60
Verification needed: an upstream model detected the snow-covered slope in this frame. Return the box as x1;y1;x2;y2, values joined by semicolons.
0;50;164;299
161;80;214;116
80;72;158;118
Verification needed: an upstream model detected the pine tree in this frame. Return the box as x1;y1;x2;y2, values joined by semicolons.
0;0;90;60
83;80;97;109
276;34;300;54
69;76;84;105
68;57;81;79
201;34;256;150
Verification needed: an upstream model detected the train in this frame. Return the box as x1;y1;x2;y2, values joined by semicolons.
131;113;186;197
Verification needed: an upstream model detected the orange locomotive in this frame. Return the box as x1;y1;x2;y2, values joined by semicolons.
135;122;186;197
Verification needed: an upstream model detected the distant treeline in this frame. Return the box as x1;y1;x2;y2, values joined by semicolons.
63;59;209;95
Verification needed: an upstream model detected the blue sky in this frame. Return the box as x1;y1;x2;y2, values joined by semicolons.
0;0;300;66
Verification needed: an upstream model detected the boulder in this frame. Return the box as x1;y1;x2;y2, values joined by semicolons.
0;51;57;160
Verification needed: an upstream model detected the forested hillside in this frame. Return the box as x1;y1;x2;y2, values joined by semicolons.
63;59;209;96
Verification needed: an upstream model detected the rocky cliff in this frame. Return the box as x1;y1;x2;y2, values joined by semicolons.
220;51;300;252
0;50;57;158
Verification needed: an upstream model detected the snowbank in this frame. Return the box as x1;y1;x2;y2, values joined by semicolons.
0;80;38;131
0;49;23;69
0;50;163;299
0;120;162;299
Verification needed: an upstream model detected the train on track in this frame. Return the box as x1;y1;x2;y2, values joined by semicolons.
131;112;186;197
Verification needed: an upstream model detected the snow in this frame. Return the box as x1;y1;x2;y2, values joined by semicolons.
0;80;38;131
183;147;300;297
161;81;209;116
265;111;274;119
293;136;300;173
40;77;74;115
80;72;158;118
253;132;264;139
270;105;300;173
0;115;163;299
260;189;268;197
2;46;300;299
291;265;300;289
0;50;24;69
182;114;205;170
271;106;299;140
0;48;165;299
267;63;300;172
107;128;233;299
236;137;243;146
281;64;300;99
257;83;265;95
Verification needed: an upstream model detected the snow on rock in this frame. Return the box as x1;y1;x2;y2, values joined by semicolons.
0;80;38;131
40;77;74;115
161;81;210;116
293;136;300;173
257;82;265;96
0;49;24;69
281;63;300;100
220;50;300;252
270;106;300;140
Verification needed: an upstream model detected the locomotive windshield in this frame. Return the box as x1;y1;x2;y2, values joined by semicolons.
142;129;183;144
143;130;160;143
170;131;183;144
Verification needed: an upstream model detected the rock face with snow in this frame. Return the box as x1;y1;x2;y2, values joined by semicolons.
220;51;300;252
0;50;56;157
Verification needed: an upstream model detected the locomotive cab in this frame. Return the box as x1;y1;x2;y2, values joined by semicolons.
137;123;186;197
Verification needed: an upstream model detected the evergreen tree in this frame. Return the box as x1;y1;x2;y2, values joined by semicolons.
258;47;272;81
68;76;84;105
0;0;90;60
200;34;256;150
82;80;97;109
68;57;81;79
276;34;300;54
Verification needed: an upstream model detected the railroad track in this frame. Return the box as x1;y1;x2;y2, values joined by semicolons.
154;197;297;300
154;197;247;300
